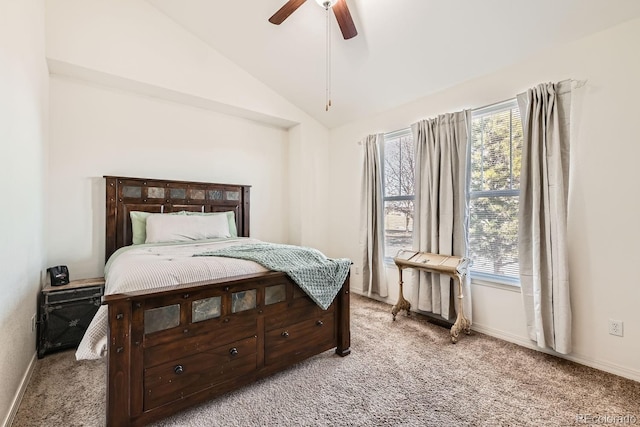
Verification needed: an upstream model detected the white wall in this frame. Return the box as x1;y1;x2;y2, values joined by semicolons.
48;76;290;278
45;0;335;279
329;18;640;381
0;0;48;425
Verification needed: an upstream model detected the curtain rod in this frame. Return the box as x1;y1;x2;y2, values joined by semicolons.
472;79;586;112
357;128;412;145
358;78;587;144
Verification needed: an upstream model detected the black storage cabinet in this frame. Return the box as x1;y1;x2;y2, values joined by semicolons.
38;278;105;358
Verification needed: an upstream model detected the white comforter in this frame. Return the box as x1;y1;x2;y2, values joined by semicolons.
75;238;268;360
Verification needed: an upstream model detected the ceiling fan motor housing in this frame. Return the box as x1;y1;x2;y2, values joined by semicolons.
316;0;338;8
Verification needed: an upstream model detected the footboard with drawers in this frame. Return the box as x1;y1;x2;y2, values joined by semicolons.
104;271;350;426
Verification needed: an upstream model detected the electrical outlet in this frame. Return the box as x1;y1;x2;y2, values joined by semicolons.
609;319;623;337
31;314;36;332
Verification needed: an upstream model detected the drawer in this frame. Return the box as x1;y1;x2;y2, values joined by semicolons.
45;286;103;304
144;315;257;367
144;336;257;410
265;310;336;366
265;295;334;331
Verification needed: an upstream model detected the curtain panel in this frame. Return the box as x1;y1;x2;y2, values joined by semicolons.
360;134;387;297
410;111;472;321
517;81;572;354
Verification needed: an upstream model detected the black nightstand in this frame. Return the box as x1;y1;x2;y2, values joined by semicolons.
38;277;105;358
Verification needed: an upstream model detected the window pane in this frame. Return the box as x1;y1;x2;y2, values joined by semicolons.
383;130;415;259
384;133;415;197
384;200;414;259
469;195;519;278
469;101;522;284
470;107;523;192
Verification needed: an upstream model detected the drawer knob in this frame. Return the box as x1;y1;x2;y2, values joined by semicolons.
174;365;184;375
316;320;324;326
281;331;289;338
229;347;238;356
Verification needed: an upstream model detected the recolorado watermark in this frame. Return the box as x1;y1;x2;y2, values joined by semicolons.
576;414;637;425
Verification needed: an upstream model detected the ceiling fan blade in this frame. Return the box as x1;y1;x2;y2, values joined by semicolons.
269;0;308;25
332;0;357;39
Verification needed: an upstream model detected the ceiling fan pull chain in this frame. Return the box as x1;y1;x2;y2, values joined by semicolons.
328;9;332;109
269;0;356;111
325;3;331;111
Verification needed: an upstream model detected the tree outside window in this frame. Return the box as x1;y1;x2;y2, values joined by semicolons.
469;101;522;282
382;129;414;260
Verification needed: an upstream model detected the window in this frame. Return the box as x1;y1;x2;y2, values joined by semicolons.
468;100;522;284
379;101;522;282
382;129;415;260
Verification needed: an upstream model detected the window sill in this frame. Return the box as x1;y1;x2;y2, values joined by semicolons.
471;277;521;293
384;260;521;293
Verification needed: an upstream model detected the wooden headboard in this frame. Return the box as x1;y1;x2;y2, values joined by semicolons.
104;176;251;262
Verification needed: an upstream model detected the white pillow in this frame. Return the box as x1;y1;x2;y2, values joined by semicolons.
145;213;231;243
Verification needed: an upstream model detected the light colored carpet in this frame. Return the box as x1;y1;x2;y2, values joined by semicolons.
13;294;640;426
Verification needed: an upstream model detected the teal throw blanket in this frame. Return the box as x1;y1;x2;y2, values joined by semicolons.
194;243;351;310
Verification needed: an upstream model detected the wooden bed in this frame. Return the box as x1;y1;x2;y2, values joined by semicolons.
101;176;351;426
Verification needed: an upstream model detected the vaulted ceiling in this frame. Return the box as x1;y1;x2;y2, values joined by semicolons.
147;0;640;128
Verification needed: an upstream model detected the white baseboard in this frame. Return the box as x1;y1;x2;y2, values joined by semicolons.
472;323;640;383
2;352;37;427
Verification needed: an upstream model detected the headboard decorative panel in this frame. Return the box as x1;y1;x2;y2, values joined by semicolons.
105;176;251;261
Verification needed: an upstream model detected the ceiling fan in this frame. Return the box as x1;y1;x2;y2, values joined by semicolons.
269;0;358;40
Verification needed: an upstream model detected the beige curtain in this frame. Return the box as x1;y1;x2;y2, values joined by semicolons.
411;111;471;321
517;81;572;354
360;134;387;297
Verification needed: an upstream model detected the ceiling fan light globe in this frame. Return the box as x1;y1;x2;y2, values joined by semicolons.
315;0;338;8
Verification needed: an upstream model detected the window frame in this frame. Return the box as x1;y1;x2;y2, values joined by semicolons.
468;99;521;286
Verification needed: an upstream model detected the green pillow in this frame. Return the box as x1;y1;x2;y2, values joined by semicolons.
130;211;185;245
